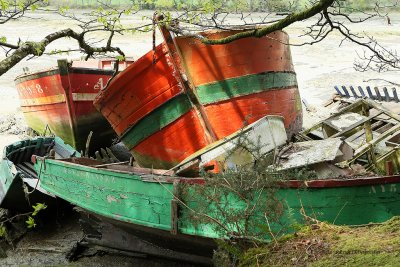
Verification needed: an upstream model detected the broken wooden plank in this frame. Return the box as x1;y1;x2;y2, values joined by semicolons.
277;138;345;170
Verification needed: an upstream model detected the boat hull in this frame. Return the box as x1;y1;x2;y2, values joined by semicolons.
0;137;79;211
94;45;211;169
79;210;214;264
15;60;132;153
175;30;302;139
94;30;302;169
34;157;400;256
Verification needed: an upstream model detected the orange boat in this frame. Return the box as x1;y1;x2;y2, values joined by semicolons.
15;59;133;153
94;28;302;169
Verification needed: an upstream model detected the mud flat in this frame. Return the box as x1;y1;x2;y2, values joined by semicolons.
0;9;399;266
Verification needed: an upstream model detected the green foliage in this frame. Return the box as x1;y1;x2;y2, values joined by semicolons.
0;203;47;241
178;130;324;265
1;0;47;12
180;136;289;265
0;0;9;10
115;55;125;61
44;0;304;11
58;5;70;15
25;216;36;228
24;203;47;228
154;0;174;9
0;224;7;237
31;203;47;216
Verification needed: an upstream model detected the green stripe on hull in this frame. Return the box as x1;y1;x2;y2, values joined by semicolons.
121;94;193;149
196;72;298;105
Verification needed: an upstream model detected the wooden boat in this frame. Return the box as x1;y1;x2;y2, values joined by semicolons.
14;58;133;154
94;28;302;169
0;137;80;212
32;154;400;261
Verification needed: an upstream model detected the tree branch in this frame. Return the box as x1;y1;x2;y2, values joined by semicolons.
168;0;335;45
0;28;124;75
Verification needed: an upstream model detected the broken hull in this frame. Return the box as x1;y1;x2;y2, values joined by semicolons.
79;211;215;264
14;60;132;153
0;137;79;211
34;157;400;257
94;30;302;169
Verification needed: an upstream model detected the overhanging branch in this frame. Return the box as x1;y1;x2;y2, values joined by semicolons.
169;0;335;45
0;28;124;75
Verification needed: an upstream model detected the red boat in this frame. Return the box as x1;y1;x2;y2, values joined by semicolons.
94;29;302;169
15;59;133;153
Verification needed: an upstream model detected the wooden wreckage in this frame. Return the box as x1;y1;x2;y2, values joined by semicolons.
25;100;400;263
3;24;400;263
294;99;400;177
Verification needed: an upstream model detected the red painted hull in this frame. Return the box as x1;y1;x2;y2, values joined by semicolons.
94;30;302;168
15;59;133;153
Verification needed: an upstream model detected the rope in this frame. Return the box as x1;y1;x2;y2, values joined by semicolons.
25;156;45;195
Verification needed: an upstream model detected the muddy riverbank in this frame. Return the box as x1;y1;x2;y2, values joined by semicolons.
0;9;399;266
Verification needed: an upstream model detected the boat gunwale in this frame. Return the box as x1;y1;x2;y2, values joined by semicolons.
174;28;289;40
14;66;119;84
34;156;203;184
14;68;60;84
35;156;400;189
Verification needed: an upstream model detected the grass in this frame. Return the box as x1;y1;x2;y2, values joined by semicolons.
239;217;400;267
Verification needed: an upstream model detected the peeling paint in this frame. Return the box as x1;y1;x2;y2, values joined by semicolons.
390;184;397;192
107;195;118;203
371;186;376;194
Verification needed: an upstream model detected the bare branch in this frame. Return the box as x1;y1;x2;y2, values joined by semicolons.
0;28;124;75
166;0;335;45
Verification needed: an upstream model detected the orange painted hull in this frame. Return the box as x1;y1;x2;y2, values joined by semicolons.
94;30;302;168
175;30;302;138
202;87;301;139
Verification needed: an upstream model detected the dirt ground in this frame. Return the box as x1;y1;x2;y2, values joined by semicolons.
0;9;399;266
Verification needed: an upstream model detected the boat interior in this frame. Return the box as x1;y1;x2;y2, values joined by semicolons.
5;137;79;179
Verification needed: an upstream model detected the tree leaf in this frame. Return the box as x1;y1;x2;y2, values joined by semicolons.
32;202;47;216
26;216;36;228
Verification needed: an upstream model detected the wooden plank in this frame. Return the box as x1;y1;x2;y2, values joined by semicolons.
374;87;382;101
341;86;350;98
393;87;399;102
350;86;359;98
330;111;383;138
358;86;366;98
383;87;390;102
334;85;344;96
366;86;375;100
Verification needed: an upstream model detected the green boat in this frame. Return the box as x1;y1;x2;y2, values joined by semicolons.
0;137;80;212
32;155;400;261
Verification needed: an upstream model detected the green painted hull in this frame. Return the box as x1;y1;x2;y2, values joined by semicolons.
34;157;400;243
0;137;80;211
